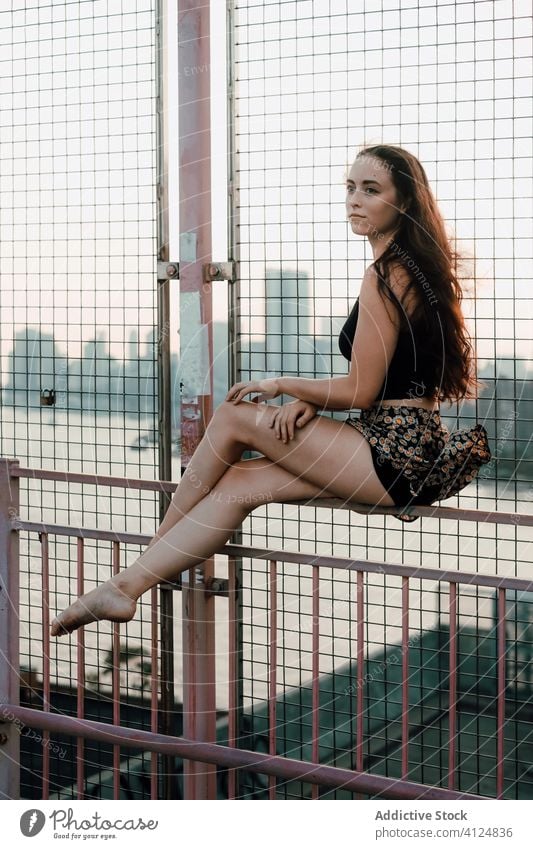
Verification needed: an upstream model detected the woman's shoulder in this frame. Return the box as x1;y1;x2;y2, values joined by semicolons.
364;260;411;297
364;261;418;326
385;261;419;323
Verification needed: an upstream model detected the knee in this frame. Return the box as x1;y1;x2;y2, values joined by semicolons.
212;400;234;420
208;400;238;432
210;399;273;442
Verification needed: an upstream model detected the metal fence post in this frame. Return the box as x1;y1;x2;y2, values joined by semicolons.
0;458;20;799
156;0;178;799
177;0;218;799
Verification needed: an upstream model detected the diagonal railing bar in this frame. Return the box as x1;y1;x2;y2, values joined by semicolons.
220;545;533;594
0;704;487;801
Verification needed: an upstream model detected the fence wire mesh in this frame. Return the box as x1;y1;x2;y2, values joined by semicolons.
229;0;533;798
0;0;164;798
1;0;532;801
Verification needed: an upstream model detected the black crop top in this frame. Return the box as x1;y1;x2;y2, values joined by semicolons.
338;297;438;402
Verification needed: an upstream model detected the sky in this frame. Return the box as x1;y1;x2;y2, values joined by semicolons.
0;0;532;381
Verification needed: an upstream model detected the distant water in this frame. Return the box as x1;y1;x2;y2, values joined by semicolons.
0;404;169;478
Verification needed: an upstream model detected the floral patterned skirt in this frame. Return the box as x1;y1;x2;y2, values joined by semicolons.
344;403;492;523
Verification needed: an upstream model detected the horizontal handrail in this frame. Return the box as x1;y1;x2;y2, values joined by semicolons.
12;520;533;593
0;704;486;800
10;463;177;494
17;520;152;547
9;460;531;526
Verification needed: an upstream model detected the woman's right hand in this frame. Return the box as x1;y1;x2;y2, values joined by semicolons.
268;400;318;443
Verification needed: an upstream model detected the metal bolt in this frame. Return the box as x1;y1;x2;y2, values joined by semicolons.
0;733;8;745
166;263;178;278
204;577;228;597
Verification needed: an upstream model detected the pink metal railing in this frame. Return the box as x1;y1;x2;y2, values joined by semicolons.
0;703;486;800
1;456;533;801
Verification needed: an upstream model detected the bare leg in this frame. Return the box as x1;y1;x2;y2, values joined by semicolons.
50;457;335;636
143;407;251;552
51;402;394;636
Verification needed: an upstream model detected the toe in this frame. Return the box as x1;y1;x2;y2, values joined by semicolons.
51;616;69;637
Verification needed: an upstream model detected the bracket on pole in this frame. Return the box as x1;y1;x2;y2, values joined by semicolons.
204;576;229;598
157;261;179;281
203;261;235;283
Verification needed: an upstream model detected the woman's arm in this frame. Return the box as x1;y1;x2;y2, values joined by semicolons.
279;267;405;410
226;374;372;411
226;267;406;411
277;375;369;411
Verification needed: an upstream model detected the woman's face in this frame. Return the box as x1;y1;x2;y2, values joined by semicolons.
345;155;406;243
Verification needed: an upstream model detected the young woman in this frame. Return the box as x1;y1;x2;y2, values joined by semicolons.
51;143;491;636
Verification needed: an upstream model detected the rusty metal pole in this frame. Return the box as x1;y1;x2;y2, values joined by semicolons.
155;0;178;801
177;0;217;799
0;458;20;799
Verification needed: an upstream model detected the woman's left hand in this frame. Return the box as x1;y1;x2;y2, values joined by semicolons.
225;377;281;405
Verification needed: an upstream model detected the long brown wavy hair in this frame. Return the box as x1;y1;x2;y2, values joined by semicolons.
353;144;484;404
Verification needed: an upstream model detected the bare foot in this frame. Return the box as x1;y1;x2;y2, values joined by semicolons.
50;579;137;637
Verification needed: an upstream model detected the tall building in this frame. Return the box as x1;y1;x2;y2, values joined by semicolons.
264;267;314;374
